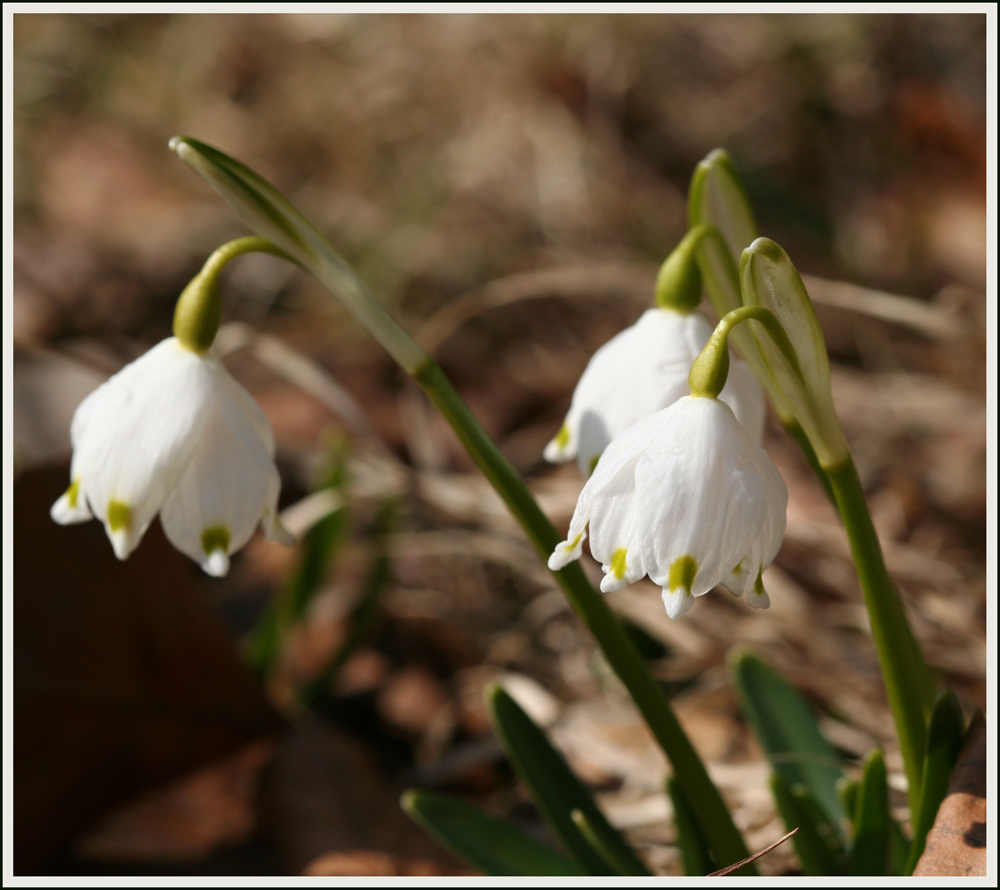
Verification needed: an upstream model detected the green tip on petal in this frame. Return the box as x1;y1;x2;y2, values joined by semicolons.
201;525;231;557
66;479;80;509
107;500;132;532
554;423;570;450
587;454;601;476
611;547;628;580
668;554;698;593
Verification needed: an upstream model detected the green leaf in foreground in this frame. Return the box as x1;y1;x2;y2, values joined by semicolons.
667;776;717;876
401;789;583;876
770;773;845;875
848;748;891;876
906;689;966;873
487;684;650;876
730;649;846;837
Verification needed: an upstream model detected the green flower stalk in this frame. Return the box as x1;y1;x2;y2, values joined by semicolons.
170;136;756;872
689;148;936;814
740;237;936;813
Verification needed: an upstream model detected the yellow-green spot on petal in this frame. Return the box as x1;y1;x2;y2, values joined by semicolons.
754;570;766;595
66;479;80;509
554;423;570;450
611;547;627;579
569;530;584;548
107;500;131;532
587;454;601;476
201;525;231;556
668;554;698;593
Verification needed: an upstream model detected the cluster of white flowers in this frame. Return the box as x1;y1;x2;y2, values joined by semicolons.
51;336;292;576
546;307;787;619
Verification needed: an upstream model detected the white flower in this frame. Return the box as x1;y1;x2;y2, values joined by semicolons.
544;308;764;474
548;395;786;619
51;336;293;575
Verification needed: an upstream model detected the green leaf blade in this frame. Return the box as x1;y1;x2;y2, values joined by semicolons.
667;776;716;876
730;649;846;836
487;684;650;876
906;689;966;873
770;773;845;876
848;748;891;876
401;789;584;876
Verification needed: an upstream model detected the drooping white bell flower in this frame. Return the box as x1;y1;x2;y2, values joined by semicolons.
51;336;292;575
548;394;786;619
544;308;764;475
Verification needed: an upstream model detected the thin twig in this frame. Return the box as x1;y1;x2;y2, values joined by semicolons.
708;828;799;876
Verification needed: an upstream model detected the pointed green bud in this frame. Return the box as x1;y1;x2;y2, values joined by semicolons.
654;227;705;312
741;238;848;466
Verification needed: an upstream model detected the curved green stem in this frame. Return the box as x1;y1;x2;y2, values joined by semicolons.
826;457;935;813
690;304;802;398
417;360;754;872
171;135;755;873
173;236;296;352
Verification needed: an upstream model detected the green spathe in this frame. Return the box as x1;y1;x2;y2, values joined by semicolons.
740;238;848;466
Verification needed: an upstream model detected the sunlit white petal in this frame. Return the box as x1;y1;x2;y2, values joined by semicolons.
52;336;290;573
550;396;786;618
546;308;765;474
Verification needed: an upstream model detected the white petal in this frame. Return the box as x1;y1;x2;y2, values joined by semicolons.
548;524;587;571
160;365;283;575
662;587;696;620
551;309;710;473
720;359;766;444
71;338;217;558
50;481;92;524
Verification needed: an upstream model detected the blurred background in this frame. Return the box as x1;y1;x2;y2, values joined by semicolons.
12;12;987;876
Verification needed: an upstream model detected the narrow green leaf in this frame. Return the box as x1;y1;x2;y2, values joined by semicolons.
730;649;846;837
401;789;584;876
487;684;650;876
889;813;912;876
770;774;845;876
906;689;966;873
848;749;891;876
667;776;716;876
246;439;350;674
836;777;858;828
570;810;635;876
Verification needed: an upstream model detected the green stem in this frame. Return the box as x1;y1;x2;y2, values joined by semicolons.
170;135;754;872
825;457;935;813
417;359;754;873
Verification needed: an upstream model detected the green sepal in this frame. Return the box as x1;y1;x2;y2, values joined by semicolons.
667;776;717;876
730;649;846;837
401;789;584;876
848;748;891;876
770;773;845;875
905;688;966;873
487;684;650;876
